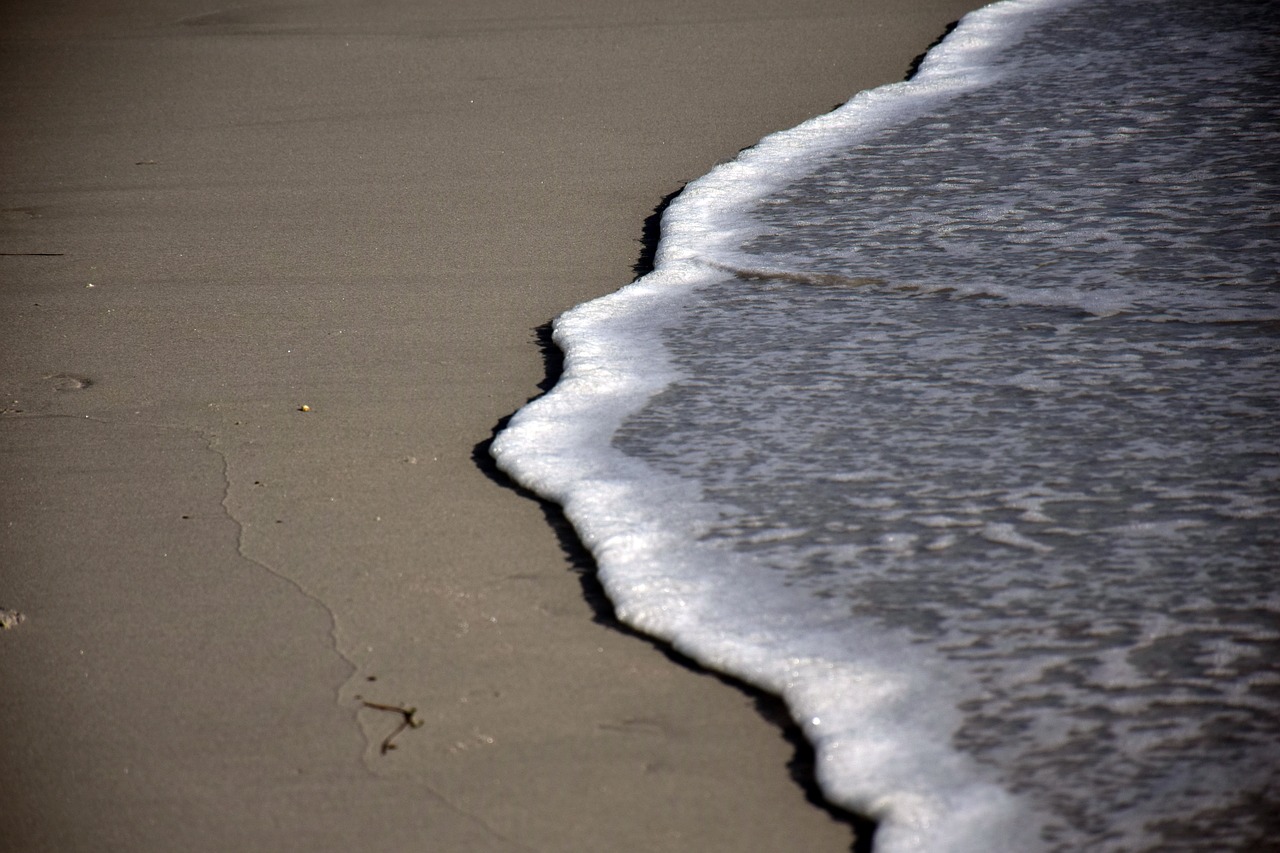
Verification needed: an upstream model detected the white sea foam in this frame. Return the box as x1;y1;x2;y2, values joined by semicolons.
494;0;1279;849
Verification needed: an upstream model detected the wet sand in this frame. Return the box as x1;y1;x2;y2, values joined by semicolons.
0;1;982;850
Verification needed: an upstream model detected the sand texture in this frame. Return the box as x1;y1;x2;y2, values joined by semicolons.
0;1;982;850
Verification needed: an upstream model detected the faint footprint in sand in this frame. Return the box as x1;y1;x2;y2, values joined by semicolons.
45;373;93;392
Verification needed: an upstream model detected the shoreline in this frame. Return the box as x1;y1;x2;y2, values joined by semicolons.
0;1;985;850
474;339;879;845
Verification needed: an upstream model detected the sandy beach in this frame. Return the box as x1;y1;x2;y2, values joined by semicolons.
1;1;981;850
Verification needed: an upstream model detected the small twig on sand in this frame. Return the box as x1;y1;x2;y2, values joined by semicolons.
359;699;425;754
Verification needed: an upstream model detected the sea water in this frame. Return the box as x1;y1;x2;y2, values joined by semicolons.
492;0;1280;850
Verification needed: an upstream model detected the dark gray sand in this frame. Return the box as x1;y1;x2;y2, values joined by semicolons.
0;1;983;849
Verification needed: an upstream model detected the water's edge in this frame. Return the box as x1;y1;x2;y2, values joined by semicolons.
491;1;1075;849
472;323;875;847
